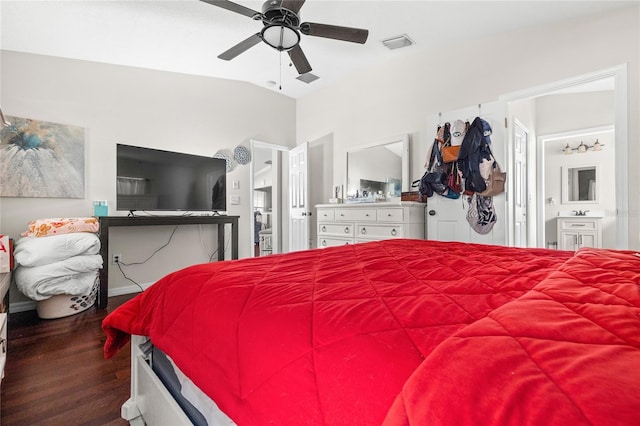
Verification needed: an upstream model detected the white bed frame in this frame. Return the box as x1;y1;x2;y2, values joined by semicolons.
122;335;236;425
121;335;194;425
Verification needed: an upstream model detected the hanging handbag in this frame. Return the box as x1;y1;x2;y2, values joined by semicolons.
441;144;461;163
479;162;506;196
416;138;448;197
439;122;459;163
447;163;462;194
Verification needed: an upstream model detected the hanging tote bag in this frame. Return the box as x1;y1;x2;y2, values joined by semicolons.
479;162;506;196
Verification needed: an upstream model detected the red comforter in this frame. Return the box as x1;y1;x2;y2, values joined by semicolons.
103;239;640;425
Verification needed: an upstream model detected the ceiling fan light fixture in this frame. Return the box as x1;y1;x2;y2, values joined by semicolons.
382;34;414;50
261;24;300;51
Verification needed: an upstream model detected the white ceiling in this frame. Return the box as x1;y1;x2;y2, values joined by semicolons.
0;0;634;99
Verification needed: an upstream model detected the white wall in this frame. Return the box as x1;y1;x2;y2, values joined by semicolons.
296;5;639;249
1;51;296;305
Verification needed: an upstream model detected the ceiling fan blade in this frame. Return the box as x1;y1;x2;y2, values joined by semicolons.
300;22;368;44
218;33;262;60
200;0;261;19
280;0;306;15
287;45;312;74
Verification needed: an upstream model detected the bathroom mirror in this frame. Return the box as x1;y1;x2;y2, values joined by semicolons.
346;134;409;201
562;165;598;203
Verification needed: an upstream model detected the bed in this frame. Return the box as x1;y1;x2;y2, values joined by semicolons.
102;239;640;425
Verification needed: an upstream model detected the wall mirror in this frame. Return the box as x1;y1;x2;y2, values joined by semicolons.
346;134;409;202
562;165;598;204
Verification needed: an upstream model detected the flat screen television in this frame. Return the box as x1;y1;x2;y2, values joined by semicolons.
116;144;226;213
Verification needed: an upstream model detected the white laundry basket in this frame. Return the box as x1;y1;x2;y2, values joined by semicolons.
36;275;99;319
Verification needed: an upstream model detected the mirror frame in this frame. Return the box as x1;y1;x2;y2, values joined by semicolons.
561;164;599;204
346;134;410;201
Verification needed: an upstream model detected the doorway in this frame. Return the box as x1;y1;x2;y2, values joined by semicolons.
250;140;289;257
502;64;628;249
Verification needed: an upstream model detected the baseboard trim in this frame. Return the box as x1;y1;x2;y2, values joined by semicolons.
9;282;156;313
108;282;155;297
10;300;37;313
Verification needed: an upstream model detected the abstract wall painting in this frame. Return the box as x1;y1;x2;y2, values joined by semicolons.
0;116;85;198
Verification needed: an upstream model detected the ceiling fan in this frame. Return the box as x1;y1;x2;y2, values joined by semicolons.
201;0;369;74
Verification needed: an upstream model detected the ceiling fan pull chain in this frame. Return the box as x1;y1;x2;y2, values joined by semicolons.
279;51;283;90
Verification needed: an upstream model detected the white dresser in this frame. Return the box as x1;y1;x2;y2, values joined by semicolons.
316;202;425;248
557;216;602;250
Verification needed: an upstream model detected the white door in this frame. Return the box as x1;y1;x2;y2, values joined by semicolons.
289;142;310;252
425;103;506;245
513;119;528;247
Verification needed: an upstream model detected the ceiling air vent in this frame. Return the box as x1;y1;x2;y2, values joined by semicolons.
296;72;320;84
382;34;414;50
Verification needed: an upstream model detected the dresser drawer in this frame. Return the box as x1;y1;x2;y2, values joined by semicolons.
317;209;335;221
376;208;404;222
334;208;377;222
357;224;403;240
318;223;354;237
318;237;351;248
558;219;598;231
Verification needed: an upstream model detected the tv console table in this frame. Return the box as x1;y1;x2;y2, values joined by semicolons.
97;215;239;309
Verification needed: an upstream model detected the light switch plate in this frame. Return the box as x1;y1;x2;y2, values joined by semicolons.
230;195;240;205
232;180;239;189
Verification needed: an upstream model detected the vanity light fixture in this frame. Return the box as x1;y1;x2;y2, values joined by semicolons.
562;139;604;154
592;139;603;151
577;141;588;153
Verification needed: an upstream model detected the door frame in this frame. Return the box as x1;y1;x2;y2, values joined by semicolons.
499;64;628;248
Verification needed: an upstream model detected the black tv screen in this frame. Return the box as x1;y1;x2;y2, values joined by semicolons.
116;144;226;212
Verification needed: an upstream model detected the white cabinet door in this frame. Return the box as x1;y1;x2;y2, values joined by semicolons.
561;232;579;251
578;231;597;248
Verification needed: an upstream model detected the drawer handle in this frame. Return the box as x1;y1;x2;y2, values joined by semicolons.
571;223;587;227
321;225;327;232
344;227;350;234
388;213;392;217
321;240;327;246
361;228;367;235
340;213;344;217
391;228;397;236
365;213;369;217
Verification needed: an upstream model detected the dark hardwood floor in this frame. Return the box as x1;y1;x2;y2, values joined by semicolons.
1;294;136;425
